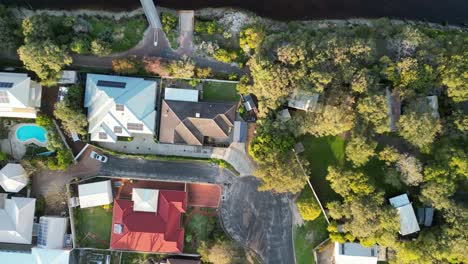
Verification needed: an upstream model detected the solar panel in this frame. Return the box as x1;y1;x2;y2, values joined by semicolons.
0;82;14;88
97;80;126;88
127;123;143;131
37;218;48;246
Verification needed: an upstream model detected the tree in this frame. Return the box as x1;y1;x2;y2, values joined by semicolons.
143;56;169;76
91;39;112;56
161;12;177;33
18;41;72;85
214;48;238;63
196;67;213;79
296;188;321;221
239;25;265;54
168;56;195;78
438;54;468;102
112;56;140;74
326;167;375;199
198;239;244;264
351;68;372;93
0;6;20;49
70;36;90;54
357;94;390;134
382;57;435;93
294;105;355;137
345;135;377;167
53;101;87;136
254;155;308;194
378;146;400;165
276;43;307;65
398;111;441;148
396;154;423;186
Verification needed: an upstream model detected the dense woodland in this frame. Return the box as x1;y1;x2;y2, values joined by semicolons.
244;19;467;263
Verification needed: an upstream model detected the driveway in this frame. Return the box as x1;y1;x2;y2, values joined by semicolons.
178;10;194;56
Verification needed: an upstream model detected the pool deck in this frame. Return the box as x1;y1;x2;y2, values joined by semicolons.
5;123;47;159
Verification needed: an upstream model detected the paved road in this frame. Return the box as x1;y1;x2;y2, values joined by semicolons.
140;0;162;29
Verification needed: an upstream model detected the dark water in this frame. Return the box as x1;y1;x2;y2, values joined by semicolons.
2;0;467;25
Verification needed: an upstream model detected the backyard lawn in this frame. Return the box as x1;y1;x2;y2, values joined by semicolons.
202;81;240;103
294;214;329;264
299;135;345;204
74;205;113;248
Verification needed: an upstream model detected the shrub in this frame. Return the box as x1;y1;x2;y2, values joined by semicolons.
91;39;112;56
213;49;238;63
161;12;177;33
112;56;141;74
70;36;91;54
36;114;53;129
143;56;169;76
296;188;322;221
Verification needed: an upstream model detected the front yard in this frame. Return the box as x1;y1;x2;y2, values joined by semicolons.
294;214;329;264
74;205;113;249
202;81;240;103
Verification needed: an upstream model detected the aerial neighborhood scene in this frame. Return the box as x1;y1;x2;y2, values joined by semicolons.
0;0;466;263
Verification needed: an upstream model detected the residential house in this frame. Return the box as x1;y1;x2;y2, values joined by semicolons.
0;72;41;118
0;163;28;193
389;194;420;236
0;248;70;264
159;92;236;145
334;242;378;264
288;90;319;112
78;180;113;209
110;188;187;253
0;195;36;244
84;74;158;143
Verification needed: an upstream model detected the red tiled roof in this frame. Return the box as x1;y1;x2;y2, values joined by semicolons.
110;190;187;253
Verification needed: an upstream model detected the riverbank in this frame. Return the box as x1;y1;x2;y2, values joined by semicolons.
2;0;467;25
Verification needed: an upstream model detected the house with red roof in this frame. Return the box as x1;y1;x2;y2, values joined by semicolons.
110;188;187;253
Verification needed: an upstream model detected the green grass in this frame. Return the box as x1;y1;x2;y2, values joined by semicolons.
74;205;113;248
202;81;240;103
184;209;217;253
121;252;166;264
299;135;345;204
294;214;329;264
88;16;147;52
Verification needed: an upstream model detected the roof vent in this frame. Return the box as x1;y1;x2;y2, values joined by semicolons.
113;223;123;234
195;113;200;118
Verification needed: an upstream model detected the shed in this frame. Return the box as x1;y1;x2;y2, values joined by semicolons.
233;121;247;143
165;88;199;102
243;94;258;113
58;71;77;84
0;163;28;193
389;194;420;236
78;180;113;208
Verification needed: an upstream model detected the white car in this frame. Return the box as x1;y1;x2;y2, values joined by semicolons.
90;151;108;163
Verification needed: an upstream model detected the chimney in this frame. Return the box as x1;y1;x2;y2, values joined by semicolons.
195;113;200;118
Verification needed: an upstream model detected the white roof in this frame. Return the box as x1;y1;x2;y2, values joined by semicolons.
165;87;199;102
288;90;319;111
389;194;420;236
0;72;41;118
426;96;439;119
57;70;77;84
0;196;36;244
132;188;159;212
37;216;68;249
32;248;70;264
0;163;28;192
84;74;157;143
78;180;113;208
334;242;378;264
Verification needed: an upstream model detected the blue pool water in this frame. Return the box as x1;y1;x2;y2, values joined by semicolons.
16;125;47;143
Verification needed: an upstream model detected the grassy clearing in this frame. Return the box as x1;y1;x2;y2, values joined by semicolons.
202;81;240;103
294;214;329;264
74;205;113;248
299;135;345;204
88;16;147;52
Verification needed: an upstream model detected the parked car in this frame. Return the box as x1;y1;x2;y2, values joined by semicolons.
90;151;108;163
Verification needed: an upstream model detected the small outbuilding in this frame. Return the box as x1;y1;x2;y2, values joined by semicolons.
389;194;420;236
288;90;319;112
165;87;199;102
0;163;28;193
78;180;113;208
233;121;247;143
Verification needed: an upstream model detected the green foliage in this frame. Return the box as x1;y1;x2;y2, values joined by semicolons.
196;67;213;79
70;36;91;54
239;25;265;54
168;56;196;78
18;41;72;85
438;54;468;102
186;213;215;242
0;6;21;49
90;39;112;56
213;48;239;63
345;135;377;167
53;101;87;136
357;94;390;134
198;239;245;264
398;109;441;149
0;151;7;161
296;187;322;221
293;105;355;137
195;20;223;35
378;146;400;165
326;167;375;199
161;12;177;33
236;75;251;94
112;56;141;74
395;154;423;186
249;119;294;163
36;114;54;128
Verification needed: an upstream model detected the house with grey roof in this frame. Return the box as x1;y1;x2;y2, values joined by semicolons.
0;195;36;244
84;74;158;143
159;99;236;146
0;72;42;119
334;242;378;264
389;194;420;236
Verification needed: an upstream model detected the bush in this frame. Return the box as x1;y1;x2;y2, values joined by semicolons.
0;151;8;161
143;56;169;76
36;114;54;129
213;48;238;63
296;188;322;221
91;39;112;56
70;36;91;54
112;56;141;74
161;12;177;33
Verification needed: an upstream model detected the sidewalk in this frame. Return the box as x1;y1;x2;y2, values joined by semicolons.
98;135;255;176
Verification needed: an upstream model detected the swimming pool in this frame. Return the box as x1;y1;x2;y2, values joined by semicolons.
16;125;47;144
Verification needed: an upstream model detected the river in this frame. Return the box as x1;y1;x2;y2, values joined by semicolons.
1;0;467;25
